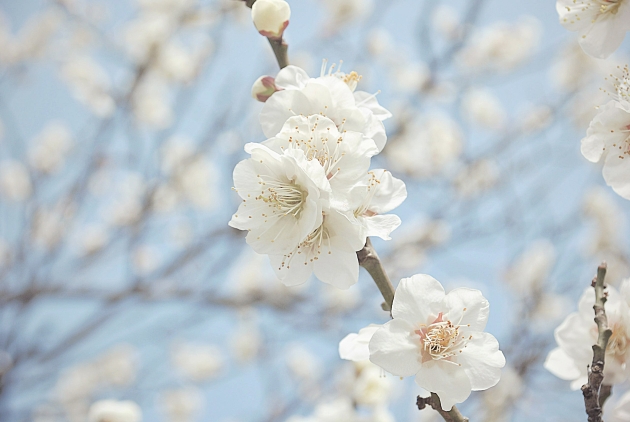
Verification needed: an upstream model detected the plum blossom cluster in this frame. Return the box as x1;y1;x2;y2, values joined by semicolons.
230;64;406;288
339;274;505;410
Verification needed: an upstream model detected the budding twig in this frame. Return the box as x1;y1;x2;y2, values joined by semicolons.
243;0;290;69
358;238;469;422
581;263;612;422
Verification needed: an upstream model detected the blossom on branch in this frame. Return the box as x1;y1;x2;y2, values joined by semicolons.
251;0;290;40
544;280;630;389
340;275;505;410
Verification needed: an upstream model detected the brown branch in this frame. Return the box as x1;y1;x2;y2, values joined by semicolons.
357;237;395;311
581;263;612;422
417;394;470;422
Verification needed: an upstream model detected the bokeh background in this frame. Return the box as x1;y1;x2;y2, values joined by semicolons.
0;0;629;421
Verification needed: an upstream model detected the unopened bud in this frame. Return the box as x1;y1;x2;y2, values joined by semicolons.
251;0;290;40
251;75;279;102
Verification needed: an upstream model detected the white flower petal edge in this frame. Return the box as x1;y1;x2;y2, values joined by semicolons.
339;324;382;362
362;274;504;410
556;0;630;59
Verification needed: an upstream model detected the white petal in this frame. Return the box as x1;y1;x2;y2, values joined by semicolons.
414;360;472;410
313;244;359;289
354;91;392;121
391;274;446;324
457;332;505;391
362;214;401;240
269;253;314;286
603;148;630;200
544;347;584;383
369;319;422;377
579;13;628;59
366;169;407;214
444;288;489;332
339;324;382;361
275;65;310;90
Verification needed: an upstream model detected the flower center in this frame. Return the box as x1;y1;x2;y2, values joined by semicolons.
415;312;470;363
256;178;306;218
278;218;332;270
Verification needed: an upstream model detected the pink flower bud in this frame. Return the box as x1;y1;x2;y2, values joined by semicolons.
251;75;279;102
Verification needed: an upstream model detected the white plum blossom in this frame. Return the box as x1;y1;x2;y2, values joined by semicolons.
28;122;73;174
261;63;391;152
503;240;556;295
557;0;630;59
461;87;507;131
87;400;142;422
544;280;630;388
160;388;204;422
366;274;505;410
172;343;224;381
251;0;290;39
581;80;630;199
348;169;406;241
229;142;331;256
339;324;382;362
0;160;32;202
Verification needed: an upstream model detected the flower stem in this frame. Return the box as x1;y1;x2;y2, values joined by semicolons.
242;0;290;69
581;263;612;422
358;238;469;422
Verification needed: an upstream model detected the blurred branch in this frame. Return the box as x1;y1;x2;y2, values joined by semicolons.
582;263;612;422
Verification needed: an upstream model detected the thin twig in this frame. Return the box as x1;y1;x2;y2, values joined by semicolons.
581;263;612;422
417;394;470;422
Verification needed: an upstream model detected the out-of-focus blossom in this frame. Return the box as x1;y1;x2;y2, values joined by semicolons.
503;240;556;295
132;74;173;128
551;42;599;92
387;114;462;178
545;280;630;389
160;388;204;422
520;104;553;133
251;0;290;39
132;245;160;275
105;173;145;227
0;160;32;202
95;344;138;387
432;5;461;40
461;87;506;131
556;0;630;59
457;17;541;72
453;160;499;199
32;202;75;250
87;400;142;422
62;57;115;117
482;365;523;421
286;344;322;382
28;122;73;173
172;343;224;381
321;283;360;312
367;274;505;410
320;0;374;27
231;317;261;363
608;389;630;422
77;225;109;256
